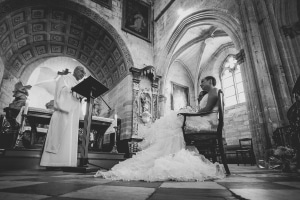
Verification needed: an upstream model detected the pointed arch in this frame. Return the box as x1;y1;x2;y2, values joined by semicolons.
158;8;243;96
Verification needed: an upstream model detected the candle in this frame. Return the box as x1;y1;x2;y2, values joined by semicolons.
24;100;29;115
112;113;118;127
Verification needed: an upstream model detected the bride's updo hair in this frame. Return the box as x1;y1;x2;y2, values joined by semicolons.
204;76;216;86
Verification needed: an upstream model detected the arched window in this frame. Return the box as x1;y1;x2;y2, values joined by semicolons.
221;56;245;107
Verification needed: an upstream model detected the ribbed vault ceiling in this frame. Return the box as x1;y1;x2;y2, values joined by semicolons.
171;24;233;81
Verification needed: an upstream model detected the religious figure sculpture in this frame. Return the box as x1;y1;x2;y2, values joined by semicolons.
45;100;54;110
140;91;152;124
92;97;102;117
9;81;31;110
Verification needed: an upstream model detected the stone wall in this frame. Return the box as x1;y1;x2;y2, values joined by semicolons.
75;0;154;68
224;103;251;145
101;74;133;140
164;61;195;115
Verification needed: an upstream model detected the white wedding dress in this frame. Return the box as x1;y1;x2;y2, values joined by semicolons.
94;94;225;182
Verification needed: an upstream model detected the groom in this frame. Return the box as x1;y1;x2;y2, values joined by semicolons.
198;76;218;113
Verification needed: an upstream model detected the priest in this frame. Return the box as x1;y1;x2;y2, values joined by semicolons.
40;66;86;167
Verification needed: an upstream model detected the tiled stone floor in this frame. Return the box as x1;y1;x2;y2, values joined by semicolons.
0;164;300;200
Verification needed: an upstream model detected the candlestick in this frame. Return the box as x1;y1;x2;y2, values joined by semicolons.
24;100;29;115
110;113;118;153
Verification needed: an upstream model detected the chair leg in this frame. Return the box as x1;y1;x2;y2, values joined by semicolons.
236;151;239;166
251;151;255;166
218;137;230;175
211;139;217;163
242;152;247;166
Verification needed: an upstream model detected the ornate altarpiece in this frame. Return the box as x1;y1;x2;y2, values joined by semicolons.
129;66;161;151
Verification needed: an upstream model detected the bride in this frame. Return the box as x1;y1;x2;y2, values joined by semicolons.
94;76;226;182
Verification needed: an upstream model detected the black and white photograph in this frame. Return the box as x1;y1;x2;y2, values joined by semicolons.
0;0;299;199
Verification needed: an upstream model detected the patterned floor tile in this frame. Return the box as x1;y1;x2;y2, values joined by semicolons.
60;178;112;184
215;177;266;182
52;174;92;178
231;189;300;200
43;197;97;200
148;193;225;200
149;188;233;199
240;174;286;178
19;174;95;182
0;166;299;200
274;182;300;189
18;177;81;182
255;176;300;182
0;175;38;181
105;180;162;188
61;185;155;200
0;182;96;196
0;181;45;189
160;182;226;189
0;192;49;200
217;182;299;189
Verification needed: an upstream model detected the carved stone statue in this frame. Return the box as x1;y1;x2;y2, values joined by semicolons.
140;91;152;124
45;100;54;110
92;97;102;116
9;81;31;110
140;91;151;113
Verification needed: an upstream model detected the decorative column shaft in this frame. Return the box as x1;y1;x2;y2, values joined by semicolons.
129;67;141;137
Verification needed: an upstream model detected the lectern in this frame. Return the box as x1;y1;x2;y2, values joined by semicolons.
71;76;109;168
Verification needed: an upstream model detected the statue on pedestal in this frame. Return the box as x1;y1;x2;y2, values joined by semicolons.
9;81;31;110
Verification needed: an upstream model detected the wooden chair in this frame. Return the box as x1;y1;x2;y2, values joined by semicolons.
236;138;255;166
180;89;230;175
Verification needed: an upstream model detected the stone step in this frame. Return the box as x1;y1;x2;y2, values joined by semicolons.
0;149;126;170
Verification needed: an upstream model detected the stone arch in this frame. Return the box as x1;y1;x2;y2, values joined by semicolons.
0;0;134;90
165;9;241;55
0;57;4;85
158;8;243;98
172;59;194;86
198;42;236;83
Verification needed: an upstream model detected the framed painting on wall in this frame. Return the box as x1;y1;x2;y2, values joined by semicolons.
171;82;190;111
122;0;151;42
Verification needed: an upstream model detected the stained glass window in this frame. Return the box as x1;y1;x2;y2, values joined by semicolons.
221;56;246;107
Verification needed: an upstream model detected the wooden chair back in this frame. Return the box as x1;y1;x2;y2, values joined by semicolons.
239;138;253;150
217;90;224;135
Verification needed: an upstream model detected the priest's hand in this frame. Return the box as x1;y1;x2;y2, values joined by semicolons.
54;107;69;114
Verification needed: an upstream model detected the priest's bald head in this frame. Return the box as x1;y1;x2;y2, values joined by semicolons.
73;66;86;81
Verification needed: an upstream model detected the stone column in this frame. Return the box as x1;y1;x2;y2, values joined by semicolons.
151;77;160;121
253;0;292;123
265;0;299;94
239;0;287;161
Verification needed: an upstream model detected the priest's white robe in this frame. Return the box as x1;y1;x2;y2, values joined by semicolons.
40;74;81;167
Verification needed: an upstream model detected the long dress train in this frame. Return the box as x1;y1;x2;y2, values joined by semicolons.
94;96;225;182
